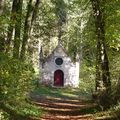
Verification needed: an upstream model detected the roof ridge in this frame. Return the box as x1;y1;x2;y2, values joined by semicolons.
42;44;75;63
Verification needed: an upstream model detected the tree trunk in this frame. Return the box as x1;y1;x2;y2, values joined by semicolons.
13;0;23;59
0;0;4;15
31;0;41;27
95;33;102;91
20;0;40;60
91;0;111;110
0;0;5;52
90;0;111;91
101;37;111;91
20;0;34;60
6;0;18;53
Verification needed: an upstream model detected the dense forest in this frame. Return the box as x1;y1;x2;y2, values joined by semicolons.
0;0;120;119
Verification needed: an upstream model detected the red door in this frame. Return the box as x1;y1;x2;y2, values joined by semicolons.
54;70;64;86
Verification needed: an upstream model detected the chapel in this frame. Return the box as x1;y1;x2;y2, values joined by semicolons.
39;43;80;88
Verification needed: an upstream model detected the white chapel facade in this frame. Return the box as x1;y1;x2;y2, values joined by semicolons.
39;43;80;88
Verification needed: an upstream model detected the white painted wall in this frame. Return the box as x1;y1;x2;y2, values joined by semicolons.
40;45;79;87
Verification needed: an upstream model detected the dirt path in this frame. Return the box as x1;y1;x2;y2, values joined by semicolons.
30;95;96;120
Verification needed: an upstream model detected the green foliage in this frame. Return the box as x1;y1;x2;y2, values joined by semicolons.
0;53;34;101
0;53;42;119
110;51;120;78
6;101;42;117
0;110;9;120
109;54;120;103
80;60;96;93
0;101;42;120
51;0;67;24
105;0;120;50
110;102;120;118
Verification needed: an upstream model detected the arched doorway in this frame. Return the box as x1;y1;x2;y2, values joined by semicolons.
54;70;64;87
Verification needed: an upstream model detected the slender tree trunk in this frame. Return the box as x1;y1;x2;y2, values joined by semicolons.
95;38;101;91
20;0;40;60
0;0;4;15
101;36;111;91
27;0;41;62
91;0;102;91
20;0;34;60
31;0;41;27
90;0;111;91
91;0;111;110
0;0;5;52
6;0;18;53
13;0;23;59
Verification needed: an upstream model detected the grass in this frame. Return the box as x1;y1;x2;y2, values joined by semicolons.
31;84;92;100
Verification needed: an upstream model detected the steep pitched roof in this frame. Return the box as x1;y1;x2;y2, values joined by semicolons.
44;43;73;63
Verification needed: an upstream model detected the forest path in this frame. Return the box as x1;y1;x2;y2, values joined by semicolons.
30;86;97;120
33;96;96;120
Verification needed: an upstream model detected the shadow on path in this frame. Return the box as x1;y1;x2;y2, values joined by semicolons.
29;94;97;120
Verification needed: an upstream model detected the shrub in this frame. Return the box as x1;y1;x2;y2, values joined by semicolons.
0;53;42;119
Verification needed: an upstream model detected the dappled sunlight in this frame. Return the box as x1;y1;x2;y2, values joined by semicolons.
41;114;93;120
30;85;97;120
60;91;79;98
32;84;92;101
